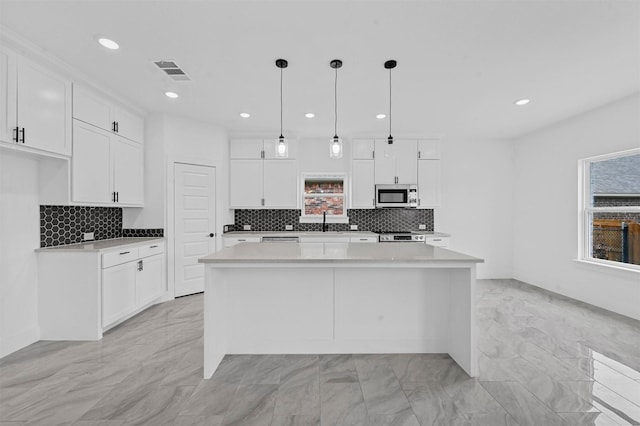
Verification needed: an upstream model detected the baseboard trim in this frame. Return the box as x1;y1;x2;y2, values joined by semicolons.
0;325;40;359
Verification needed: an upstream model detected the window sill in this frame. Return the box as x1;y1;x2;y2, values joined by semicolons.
299;216;349;224
573;259;640;276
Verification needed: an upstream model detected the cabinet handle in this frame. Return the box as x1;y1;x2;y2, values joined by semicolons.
238;239;246;242
12;127;18;142
112;191;116;202
112;121;116;132
137;260;143;271
372;151;375;159
119;251;130;255
433;239;442;241
150;245;159;248
359;238;368;241
19;128;25;143
116;122;119;133
261;198;265;206
418;151;421;159
116;192;119;202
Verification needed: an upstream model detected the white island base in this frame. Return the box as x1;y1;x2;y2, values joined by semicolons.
200;242;483;378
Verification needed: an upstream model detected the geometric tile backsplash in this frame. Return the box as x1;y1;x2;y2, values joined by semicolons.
40;205;164;247
40;205;122;247
232;208;434;233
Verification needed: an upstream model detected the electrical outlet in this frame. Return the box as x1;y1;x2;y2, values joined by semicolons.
243;225;251;231
84;232;95;241
418;224;426;230
285;225;293;231
350;224;358;230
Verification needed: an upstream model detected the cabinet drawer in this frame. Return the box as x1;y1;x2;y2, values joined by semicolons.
102;248;139;268
350;236;378;243
424;237;449;248
138;242;165;258
223;237;261;248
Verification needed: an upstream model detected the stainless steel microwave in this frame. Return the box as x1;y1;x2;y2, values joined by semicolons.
375;184;418;208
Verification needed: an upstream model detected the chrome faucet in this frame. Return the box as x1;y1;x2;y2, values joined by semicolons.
322;211;328;232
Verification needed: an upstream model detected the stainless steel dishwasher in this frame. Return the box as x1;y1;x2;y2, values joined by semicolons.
261;236;300;243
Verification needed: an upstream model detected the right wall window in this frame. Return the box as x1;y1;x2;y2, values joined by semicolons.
581;149;640;267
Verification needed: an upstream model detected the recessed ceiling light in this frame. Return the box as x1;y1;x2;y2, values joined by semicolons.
305;113;315;118
376;114;386;119
97;37;119;50
514;98;531;106
165;91;179;99
239;112;251;118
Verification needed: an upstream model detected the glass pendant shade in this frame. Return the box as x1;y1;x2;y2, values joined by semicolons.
329;135;343;158
276;135;288;158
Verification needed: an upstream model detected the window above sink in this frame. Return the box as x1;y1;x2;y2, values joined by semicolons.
300;173;348;223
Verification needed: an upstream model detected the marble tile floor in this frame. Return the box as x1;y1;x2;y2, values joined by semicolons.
1;279;639;425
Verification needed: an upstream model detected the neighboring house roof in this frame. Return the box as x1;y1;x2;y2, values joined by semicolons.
591;153;640;195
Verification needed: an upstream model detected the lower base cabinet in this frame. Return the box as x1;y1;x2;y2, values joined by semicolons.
38;239;166;340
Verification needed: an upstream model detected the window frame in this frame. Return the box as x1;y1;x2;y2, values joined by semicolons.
299;173;349;223
578;148;640;271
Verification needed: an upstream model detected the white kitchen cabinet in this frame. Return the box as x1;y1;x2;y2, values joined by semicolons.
229;138;298;209
418;159;441;207
102;261;137;327
374;139;417;184
263;160;297;207
230;138;297;159
352;139;375;160
299;236;350;243
136;253;164;307
351;160;375;208
0;48;71;156
73;85;144;144
112;137;144;205
418;139;441;159
38;239;166;340
229;159;263;208
0;46;16;145
72;119;144;206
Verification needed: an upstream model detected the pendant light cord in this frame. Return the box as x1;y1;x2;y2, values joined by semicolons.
389;67;392;138
280;67;283;138
334;65;338;138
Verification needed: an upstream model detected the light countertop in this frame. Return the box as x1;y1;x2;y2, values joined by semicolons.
199;242;481;264
36;237;165;253
223;231;450;238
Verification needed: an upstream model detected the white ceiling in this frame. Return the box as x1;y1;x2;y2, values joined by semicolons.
1;0;638;140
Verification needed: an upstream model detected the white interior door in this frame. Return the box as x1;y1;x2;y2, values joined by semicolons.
174;163;216;297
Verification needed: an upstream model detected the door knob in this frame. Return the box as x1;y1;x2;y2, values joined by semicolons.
209;233;215;237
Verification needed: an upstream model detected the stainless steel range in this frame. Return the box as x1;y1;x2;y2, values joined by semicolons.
377;231;426;242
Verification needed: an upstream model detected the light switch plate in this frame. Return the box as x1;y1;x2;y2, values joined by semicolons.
418;224;426;230
84;232;95;241
285;225;293;231
350;224;358;230
243;225;251;231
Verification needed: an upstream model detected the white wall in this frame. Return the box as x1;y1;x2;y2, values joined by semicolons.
436;138;514;279
513;94;640;320
124;114;230;297
0;150;40;357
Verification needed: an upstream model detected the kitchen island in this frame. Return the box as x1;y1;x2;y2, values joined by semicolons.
198;242;483;378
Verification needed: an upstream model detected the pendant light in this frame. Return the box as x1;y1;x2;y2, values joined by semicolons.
329;59;343;158
385;60;397;144
275;59;289;158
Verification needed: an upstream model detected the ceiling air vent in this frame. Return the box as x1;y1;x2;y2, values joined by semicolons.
153;60;191;81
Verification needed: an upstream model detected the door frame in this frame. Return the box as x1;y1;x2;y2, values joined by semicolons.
168;161;217;298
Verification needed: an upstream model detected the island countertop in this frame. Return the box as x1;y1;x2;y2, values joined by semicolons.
198;242;483;264
35;237;165;252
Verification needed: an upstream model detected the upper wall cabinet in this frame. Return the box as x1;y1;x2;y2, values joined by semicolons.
72;120;143;206
374;139;418;185
351;139;375;208
417;139;441;207
229;139;298;208
0;46;72;156
230;138;297;159
73;85;144;144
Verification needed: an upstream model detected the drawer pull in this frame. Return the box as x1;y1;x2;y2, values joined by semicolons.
150;245;159;248
119;251;130;255
238;239;246;242
433;239;442;241
360;239;368;241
